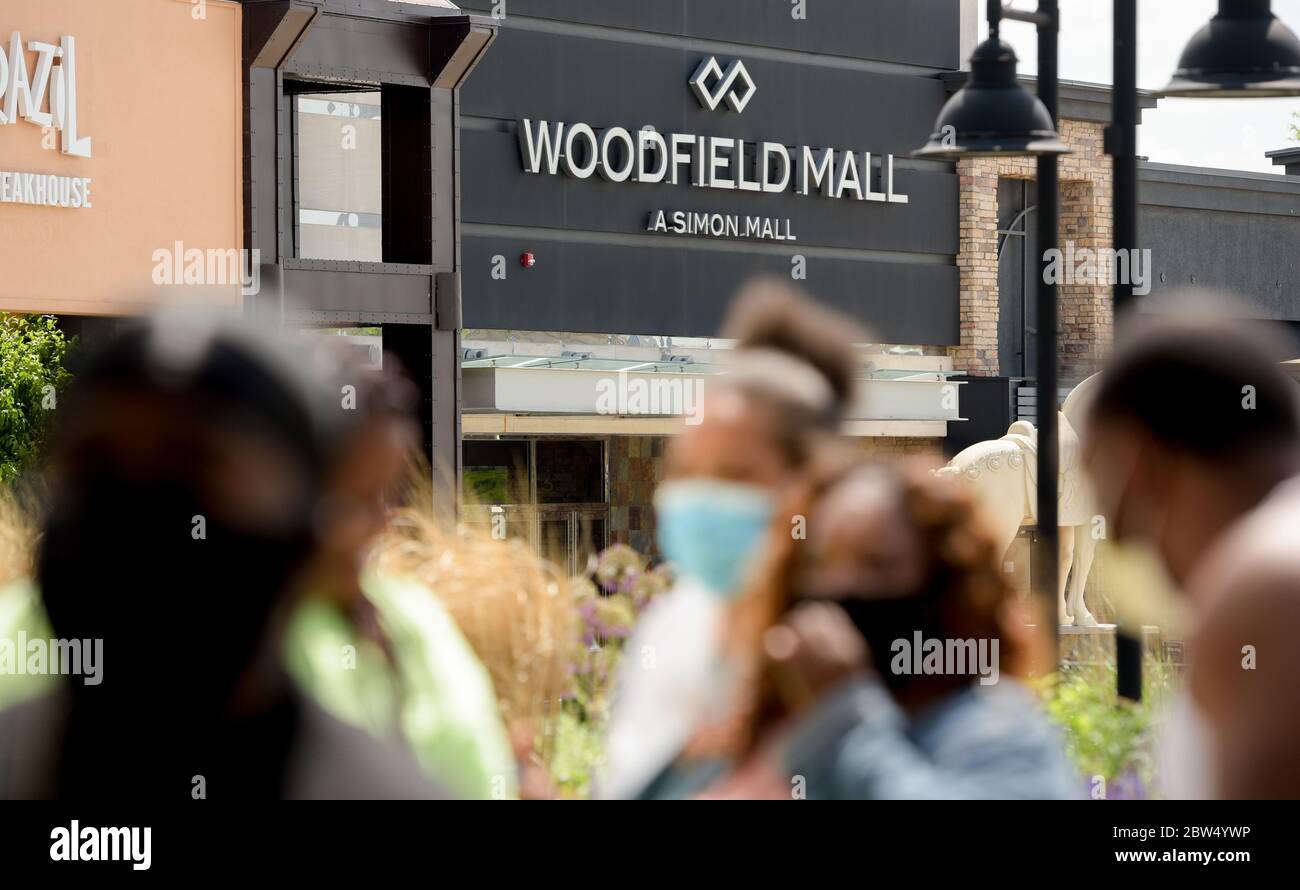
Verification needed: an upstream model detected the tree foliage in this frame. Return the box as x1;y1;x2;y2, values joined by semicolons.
0;314;73;484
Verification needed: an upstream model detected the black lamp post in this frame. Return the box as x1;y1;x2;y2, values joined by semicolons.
926;0;1300;701
1109;0;1144;701
918;0;1066;653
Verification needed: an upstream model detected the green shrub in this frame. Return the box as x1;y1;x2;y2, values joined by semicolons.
1041;656;1179;799
0;314;73;484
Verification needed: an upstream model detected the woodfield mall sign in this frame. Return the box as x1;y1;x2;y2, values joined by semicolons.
0;0;243;316
518;56;910;244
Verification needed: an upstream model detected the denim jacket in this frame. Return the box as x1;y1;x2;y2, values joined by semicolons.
780;677;1081;800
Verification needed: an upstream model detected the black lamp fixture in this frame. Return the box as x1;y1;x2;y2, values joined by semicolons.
1161;0;1300;97
916;12;1069;158
916;1;1066;658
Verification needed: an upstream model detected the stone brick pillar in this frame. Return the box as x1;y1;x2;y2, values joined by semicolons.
951;118;1114;388
1057;120;1114;386
953;159;1002;376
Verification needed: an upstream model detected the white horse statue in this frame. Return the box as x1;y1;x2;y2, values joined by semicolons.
936;374;1103;626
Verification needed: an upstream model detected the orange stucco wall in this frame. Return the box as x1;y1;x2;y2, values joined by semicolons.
0;0;243;315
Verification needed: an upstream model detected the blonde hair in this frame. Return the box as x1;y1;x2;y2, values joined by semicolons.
371;474;579;732
0;492;34;588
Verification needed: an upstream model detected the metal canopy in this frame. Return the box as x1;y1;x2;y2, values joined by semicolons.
461;353;963;433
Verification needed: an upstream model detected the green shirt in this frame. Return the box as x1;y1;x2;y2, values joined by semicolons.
0;573;517;800
0;579;51;708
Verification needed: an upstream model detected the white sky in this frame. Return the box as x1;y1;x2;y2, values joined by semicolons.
985;0;1300;173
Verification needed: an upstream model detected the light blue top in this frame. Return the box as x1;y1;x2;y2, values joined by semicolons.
781;678;1081;800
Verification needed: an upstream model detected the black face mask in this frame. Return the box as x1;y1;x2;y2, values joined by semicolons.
799;591;946;693
38;473;315;714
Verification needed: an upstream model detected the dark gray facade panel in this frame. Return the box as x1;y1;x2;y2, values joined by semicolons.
459;29;949;155
244;67;280;260
1139;205;1300;322
285;15;433;85
281;266;434;315
456;3;962;342
461;130;958;255
455;0;962;70
1140;171;1300;217
462;235;959;344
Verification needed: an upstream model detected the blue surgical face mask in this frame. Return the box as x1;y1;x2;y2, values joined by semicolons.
654;478;776;599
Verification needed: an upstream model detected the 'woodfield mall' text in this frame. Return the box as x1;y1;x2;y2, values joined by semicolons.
518;119;911;204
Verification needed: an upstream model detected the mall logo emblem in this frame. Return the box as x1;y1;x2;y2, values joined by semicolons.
690;57;757;113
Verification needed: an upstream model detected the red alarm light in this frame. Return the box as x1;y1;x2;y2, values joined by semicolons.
520;252;537;268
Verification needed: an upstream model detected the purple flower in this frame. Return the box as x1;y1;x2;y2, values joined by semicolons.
1093;769;1147;800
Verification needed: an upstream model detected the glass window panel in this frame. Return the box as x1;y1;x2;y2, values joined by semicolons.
462;440;531;505
295;90;383;262
536;440;605;504
575;515;608;576
538;516;573;574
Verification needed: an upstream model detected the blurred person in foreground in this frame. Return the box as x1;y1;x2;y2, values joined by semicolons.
1082;309;1300;799
0;308;441;799
693;462;1077;800
281;346;518;800
598;280;864;799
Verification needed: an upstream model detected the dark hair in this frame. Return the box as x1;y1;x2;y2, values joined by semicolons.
1089;313;1300;461
721;278;866;417
56;309;344;482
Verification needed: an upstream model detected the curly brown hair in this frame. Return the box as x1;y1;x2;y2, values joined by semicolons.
701;458;1046;759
